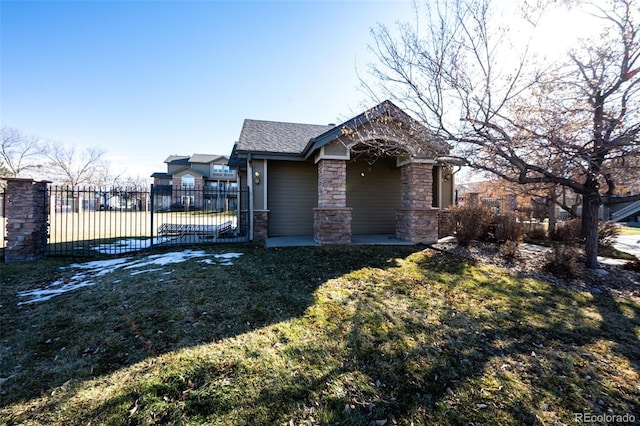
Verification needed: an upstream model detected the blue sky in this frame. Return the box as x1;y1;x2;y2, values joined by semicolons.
1;0;414;180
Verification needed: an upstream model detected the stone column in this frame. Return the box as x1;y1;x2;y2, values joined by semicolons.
313;159;351;244
396;162;438;243
253;210;269;241
4;178;50;262
466;192;479;206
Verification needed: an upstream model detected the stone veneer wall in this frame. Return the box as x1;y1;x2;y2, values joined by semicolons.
396;162;439;243
4;178;50;262
396;209;438;243
437;209;454;238
253;210;269;241
400;162;433;209
314;159;352;244
317;159;346;207
466;192;479;205
314;208;352;245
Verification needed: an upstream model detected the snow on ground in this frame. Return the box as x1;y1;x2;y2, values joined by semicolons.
199;252;243;266
16;250;243;305
91;237;176;254
614;235;640;259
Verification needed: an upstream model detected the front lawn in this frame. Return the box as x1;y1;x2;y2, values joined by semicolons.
1;245;638;425
619;225;640;235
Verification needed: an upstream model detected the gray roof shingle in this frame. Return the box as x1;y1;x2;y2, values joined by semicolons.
164;155;190;164
190;154;228;163
236;119;334;154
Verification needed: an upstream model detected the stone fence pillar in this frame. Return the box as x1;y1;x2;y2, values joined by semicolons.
466;192;479;206
4;178;50;262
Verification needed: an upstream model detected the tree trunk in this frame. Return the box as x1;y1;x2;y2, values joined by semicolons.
548;186;557;235
582;190;601;269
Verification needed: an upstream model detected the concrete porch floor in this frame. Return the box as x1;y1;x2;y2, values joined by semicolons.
265;234;415;248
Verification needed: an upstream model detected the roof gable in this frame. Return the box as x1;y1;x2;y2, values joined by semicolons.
303;100;444;159
173;167;205;178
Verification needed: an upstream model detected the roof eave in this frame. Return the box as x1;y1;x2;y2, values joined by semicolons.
233;149;308;162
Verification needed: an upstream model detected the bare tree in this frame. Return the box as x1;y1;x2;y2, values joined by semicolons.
46;143;109;187
366;0;640;268
0;127;46;177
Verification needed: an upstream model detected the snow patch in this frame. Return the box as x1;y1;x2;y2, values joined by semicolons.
91;237;177;255
130;268;164;276
16;251;243;305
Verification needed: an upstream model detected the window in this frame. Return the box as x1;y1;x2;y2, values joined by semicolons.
212;164;233;175
181;174;195;188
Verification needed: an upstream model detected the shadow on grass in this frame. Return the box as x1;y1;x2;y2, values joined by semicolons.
0;245;419;409
2;246;639;424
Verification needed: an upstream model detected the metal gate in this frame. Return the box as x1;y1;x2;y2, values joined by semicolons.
0;186;5;256
47;185;249;256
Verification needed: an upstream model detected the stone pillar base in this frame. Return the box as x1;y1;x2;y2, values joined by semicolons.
253;210;269;241
5;178;50;262
437;210;454;238
396;208;438;243
314;208;352;245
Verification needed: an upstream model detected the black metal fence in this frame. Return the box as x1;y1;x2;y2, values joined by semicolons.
0;186;5;253
47;185;249;256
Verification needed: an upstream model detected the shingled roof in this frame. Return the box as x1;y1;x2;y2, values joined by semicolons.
237;119;334;154
164;155;190;164
190;154;228;163
230;100;448;168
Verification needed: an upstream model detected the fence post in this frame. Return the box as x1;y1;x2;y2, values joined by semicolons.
149;184;154;250
4;178;51;262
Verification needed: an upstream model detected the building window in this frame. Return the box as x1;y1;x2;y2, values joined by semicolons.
182;174;195;188
212;164;233;175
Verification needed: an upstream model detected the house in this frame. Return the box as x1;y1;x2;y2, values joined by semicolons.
459;178;640;225
229;100;455;244
151;154;238;211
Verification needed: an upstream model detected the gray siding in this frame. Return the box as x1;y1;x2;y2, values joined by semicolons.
441;173;453;208
191;163;209;176
347;158;401;234
324;141;348;156
267;161;318;236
